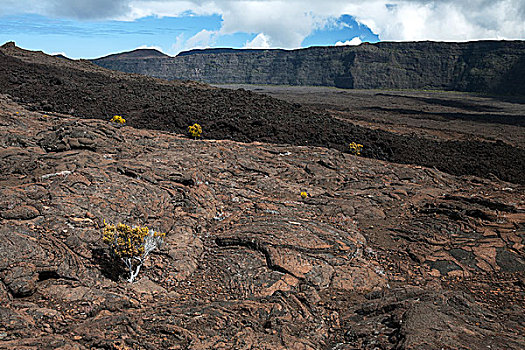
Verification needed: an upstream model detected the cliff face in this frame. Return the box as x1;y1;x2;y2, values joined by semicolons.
92;41;525;95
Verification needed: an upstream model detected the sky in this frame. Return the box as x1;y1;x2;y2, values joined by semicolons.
0;0;524;59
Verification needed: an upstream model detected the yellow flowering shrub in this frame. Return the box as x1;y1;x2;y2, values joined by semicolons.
188;123;202;138
349;142;363;155
102;221;165;282
111;115;126;124
300;191;308;199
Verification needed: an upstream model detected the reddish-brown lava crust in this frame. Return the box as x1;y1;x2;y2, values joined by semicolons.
0;43;523;349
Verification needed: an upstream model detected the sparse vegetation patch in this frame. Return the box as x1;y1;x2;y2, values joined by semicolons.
102;221;165;283
349;142;363;155
188;123;202;138
111;115;126;124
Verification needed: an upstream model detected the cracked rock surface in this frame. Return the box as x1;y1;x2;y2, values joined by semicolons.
0;94;523;349
0;43;524;350
1;43;524;185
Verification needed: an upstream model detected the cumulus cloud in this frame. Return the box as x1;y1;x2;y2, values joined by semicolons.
184;29;218;49
340;0;525;41
217;1;319;48
244;33;271;49
335;37;362;46
171;33;186;53
1;0;524;45
50;51;68;57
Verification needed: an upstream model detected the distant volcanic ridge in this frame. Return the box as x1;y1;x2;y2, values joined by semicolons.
92;40;525;95
97;48;170;60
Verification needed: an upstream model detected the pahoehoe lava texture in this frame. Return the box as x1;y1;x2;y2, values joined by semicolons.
1;93;524;349
1;42;525;184
1;42;524;349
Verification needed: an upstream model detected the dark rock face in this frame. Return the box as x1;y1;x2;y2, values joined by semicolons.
93;41;525;95
96;48;169;60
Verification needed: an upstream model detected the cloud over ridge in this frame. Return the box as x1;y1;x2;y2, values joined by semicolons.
2;0;524;49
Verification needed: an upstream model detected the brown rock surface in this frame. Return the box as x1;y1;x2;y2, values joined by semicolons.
0;93;523;349
2;43;525;185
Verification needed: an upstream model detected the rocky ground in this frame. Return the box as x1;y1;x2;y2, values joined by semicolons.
0;43;524;349
1;43;524;185
217;85;525;148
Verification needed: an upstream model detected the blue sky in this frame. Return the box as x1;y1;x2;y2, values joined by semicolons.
0;13;378;58
0;0;523;59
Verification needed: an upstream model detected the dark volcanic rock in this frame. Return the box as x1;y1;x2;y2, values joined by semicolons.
1;43;525;185
93;41;525;95
0;95;523;349
1;263;38;297
99;48;169;60
0;205;40;220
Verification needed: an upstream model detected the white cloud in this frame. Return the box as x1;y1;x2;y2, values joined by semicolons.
244;33;271;49
217;1;320;48
122;1;221;21
335;37;362;46
49;51;68;57
341;0;525;41
1;0;524;46
171;33;186;54
135;44;164;51
184;29;218;50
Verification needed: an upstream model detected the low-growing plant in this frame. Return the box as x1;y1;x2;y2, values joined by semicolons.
300;191;308;199
102;221;165;283
111;115;126;124
349;142;363;155
188;123;202;138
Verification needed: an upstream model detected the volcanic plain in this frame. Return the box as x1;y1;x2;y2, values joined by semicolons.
0;43;524;349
